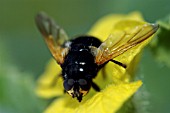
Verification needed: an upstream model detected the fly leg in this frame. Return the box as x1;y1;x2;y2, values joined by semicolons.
110;59;127;68
91;81;100;91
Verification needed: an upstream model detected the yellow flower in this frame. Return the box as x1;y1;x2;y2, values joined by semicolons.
36;12;157;113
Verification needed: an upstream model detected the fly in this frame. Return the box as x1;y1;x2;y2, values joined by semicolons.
35;12;159;102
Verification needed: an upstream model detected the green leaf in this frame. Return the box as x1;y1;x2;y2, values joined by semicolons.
149;15;170;67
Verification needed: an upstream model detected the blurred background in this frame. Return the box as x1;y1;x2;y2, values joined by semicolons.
0;0;170;113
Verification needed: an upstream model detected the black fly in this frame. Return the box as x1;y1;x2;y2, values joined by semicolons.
35;12;158;102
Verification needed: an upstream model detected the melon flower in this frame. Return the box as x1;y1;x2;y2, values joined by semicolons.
36;12;158;113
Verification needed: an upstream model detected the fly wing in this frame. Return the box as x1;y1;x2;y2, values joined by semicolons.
92;23;159;65
35;12;69;65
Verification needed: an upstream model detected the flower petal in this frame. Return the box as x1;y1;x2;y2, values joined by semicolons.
89;12;156;83
88;12;144;41
36;59;63;98
45;81;142;113
110;21;156;82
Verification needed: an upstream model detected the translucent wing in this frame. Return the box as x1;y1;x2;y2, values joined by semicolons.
35;12;69;65
92;23;159;65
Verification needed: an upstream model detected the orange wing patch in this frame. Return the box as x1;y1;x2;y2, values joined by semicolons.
92;23;159;65
35;12;69;65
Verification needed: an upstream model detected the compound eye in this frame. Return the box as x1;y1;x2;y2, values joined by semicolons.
63;79;75;91
68;79;75;86
78;79;87;86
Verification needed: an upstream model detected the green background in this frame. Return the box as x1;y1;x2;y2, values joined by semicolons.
0;0;170;113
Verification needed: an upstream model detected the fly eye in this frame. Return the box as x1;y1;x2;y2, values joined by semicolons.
78;79;87;85
67;79;75;86
63;79;75;91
